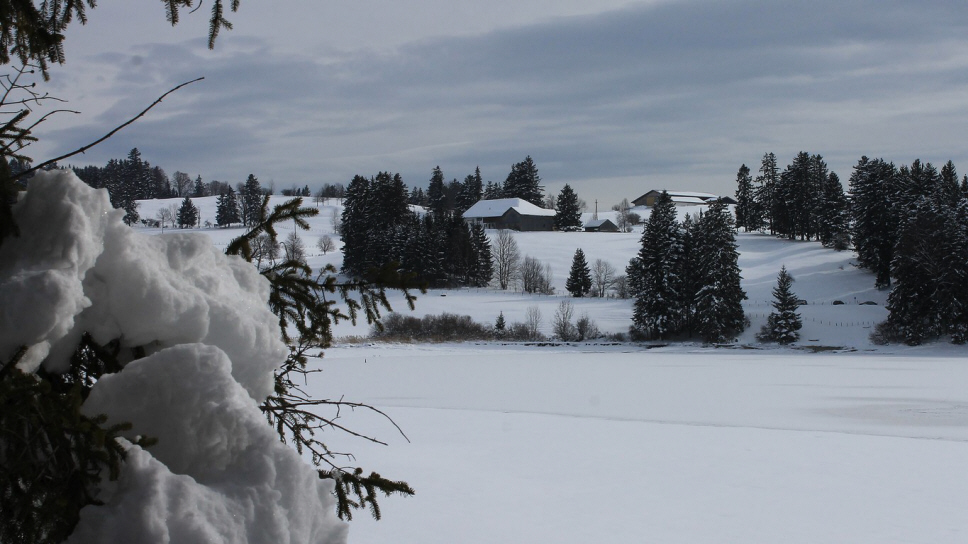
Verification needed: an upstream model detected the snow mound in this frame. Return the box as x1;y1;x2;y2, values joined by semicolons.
71;344;347;544
1;171;345;543
0;170;286;400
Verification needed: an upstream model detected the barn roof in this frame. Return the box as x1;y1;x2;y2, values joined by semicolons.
463;198;556;218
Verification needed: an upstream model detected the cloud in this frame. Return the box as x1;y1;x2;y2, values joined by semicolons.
32;0;968;203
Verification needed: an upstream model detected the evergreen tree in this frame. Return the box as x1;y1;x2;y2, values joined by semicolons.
483;180;501;200
340;175;372;276
565;248;592;297
940;160;961;206
939;199;968;343
734;163;761;232
757;266;802;344
469;223;493;287
817;171;850;248
885;197;946;345
216;187;240;227
678;213;699;335
240;174;264;227
849;156;896;288
503;156;544;206
628;191;684;339
692;201;747;343
193;175;206;197
151;166;172;198
427;166;446;217
177;196;199;228
104;158;139;226
754;152;779;235
124;148;152;200
554;184;583;231
456;167;483;214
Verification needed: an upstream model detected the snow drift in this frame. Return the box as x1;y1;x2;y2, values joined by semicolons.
0;171;346;544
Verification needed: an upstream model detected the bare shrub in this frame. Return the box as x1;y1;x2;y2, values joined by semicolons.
575;313;600;341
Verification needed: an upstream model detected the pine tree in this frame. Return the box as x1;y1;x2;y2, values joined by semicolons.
103;157;139;225
483;180;501;200
469;223;493;287
757;266;802;344
240;174;264;227
554;184;583;231
456;169;483;215
885;197;946;345
628;191;684;339
754;152;779;235
193;175;206;197
566;248;592;297
734;163;761;232
939;199;968;343
849;156;896;288
339;175;371;276
177;196;199;228
503;156;544;206
817;171;850;248
428;166;446;217
692;201;747;343
216;186;240;227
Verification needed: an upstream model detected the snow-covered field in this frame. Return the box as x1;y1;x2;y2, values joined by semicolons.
135;194;968;543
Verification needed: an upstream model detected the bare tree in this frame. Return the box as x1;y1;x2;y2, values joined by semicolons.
612;275;631;299
542;262;555;295
591;259;618;298
251;233;280;269
524;305;542;340
317;234;335;255
520;256;543;294
494;230;520;290
172;170;193;197
157;206;175;230
613;198;635;233
552;300;576;341
330;207;342;236
282;230;305;262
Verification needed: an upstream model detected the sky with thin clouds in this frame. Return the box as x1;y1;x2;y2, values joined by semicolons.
28;0;968;206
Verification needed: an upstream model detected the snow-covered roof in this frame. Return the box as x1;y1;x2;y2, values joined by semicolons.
463;198;556;218
664;191;720;200
584;218;615;228
671;196;707;205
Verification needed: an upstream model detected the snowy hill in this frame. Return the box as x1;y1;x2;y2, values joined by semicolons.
139;196;893;349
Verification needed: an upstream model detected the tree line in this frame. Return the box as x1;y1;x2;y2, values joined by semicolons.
627;193;747;343
735;151;968;345
340;172;493;287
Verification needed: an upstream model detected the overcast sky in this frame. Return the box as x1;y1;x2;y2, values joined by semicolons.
28;0;968;206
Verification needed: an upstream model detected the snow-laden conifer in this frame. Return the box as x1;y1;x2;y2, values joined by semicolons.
566;248;592;297
757;266;802;344
628;191;684;339
692;201;747;343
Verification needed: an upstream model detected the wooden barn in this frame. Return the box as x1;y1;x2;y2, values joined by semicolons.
583;218;620;232
463;198;556;231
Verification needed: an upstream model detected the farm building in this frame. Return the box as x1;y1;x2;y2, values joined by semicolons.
632;190;736;207
583;218;620;232
463;198;556;231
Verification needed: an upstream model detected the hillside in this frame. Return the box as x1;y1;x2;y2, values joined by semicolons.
138;196;895;350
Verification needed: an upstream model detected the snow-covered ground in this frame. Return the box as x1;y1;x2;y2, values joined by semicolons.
312;345;968;544
132;194;968;543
